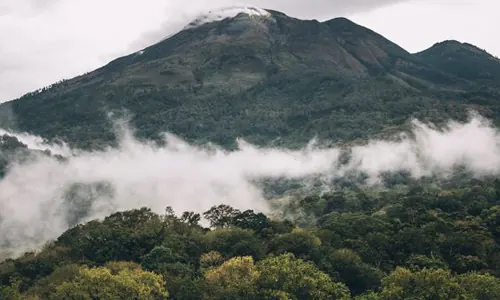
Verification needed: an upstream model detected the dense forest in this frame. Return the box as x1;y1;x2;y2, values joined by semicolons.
1;177;500;299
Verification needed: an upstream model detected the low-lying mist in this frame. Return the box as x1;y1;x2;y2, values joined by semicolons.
0;112;499;257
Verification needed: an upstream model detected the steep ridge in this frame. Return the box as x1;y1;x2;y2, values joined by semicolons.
325;18;462;87
0;8;498;149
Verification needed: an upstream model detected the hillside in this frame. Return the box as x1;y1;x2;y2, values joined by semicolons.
0;9;499;149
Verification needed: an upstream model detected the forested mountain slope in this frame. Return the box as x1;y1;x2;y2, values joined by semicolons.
0;9;499;149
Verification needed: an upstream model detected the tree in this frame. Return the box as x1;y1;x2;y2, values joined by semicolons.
377;267;500;300
405;254;448;271
456;272;500;300
55;207;167;263
140;246;182;272
379;267;465;299
269;228;322;258
0;278;23;300
354;292;382;300
482;205;500;238
25;264;82;299
231;210;271;235
0;134;27;150
180;211;201;226
49;264;168;299
200;251;225;271
203;256;259;300
205;228;266;259
257;253;350;300
203;205;241;228
320;248;384;295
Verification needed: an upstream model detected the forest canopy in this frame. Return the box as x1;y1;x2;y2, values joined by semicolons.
1;178;500;299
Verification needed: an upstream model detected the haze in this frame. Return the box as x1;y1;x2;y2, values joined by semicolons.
1;113;500;257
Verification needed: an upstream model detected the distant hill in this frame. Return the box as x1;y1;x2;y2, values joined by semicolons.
1;7;499;149
416;40;500;83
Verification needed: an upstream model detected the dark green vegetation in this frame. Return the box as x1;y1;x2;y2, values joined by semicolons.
2;7;500;299
416;40;500;83
0;134;63;178
0;135;28;178
2;179;500;299
1;10;499;149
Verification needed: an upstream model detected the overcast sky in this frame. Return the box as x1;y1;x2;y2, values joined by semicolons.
0;0;498;103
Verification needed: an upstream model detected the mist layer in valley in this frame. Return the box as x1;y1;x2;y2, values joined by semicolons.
0;112;499;258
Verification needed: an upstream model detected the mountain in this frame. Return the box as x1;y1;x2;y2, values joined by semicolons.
1;7;499;149
416;40;500;83
3;8;500;298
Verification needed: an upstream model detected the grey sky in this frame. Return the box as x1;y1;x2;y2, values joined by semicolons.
0;0;498;103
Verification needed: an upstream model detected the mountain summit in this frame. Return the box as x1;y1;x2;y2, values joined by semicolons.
416;40;500;82
0;8;499;149
184;6;272;30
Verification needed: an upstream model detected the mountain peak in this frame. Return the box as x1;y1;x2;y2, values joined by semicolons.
424;40;491;55
184;6;272;30
416;40;500;82
4;8;500;150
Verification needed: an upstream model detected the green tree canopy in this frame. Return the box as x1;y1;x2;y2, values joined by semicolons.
49;263;168;300
257;253;350;300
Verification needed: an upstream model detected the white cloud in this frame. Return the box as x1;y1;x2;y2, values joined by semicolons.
1;113;500;257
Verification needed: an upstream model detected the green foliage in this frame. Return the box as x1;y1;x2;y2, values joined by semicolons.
0;134;59;180
24;264;81;299
405;254;448;271
416;40;500;83
199;251;225;271
0;278;23;300
203;204;242;228
1;178;500;298
49;264;168;299
56;207;167;263
0;135;27;151
456;272;500;300
257;253;351;300
204;256;259;299
374;267;500;300
205;227;266;259
320;248;384;295
379;267;464;299
140;246;181;272
268;228;322;258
